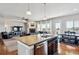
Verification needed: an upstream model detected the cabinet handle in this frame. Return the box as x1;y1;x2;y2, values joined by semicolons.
36;44;44;48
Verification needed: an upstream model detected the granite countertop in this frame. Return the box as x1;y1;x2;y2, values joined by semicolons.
17;34;53;46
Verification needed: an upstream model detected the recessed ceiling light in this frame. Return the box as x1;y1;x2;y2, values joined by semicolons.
73;8;78;11
5;24;8;28
43;17;47;20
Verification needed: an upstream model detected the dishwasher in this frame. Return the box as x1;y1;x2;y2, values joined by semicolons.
34;41;48;55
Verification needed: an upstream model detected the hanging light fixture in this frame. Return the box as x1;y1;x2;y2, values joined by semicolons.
43;3;46;20
26;3;32;15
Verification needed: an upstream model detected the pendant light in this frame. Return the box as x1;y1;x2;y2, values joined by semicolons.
43;3;46;20
26;3;32;15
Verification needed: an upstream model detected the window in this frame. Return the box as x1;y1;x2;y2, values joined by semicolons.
66;21;79;28
36;20;51;33
55;23;61;34
37;22;41;31
66;21;73;29
0;25;5;32
74;21;79;28
55;23;61;29
40;22;46;31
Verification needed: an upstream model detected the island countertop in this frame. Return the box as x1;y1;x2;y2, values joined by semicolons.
17;34;54;46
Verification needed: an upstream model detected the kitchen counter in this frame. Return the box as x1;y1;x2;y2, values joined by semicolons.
17;34;53;46
16;34;57;55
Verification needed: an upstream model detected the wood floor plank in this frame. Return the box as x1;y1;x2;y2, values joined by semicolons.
0;39;17;55
59;43;79;55
0;39;79;55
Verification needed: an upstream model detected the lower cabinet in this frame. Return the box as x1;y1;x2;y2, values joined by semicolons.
34;41;48;55
48;38;58;55
17;41;34;55
34;38;58;55
17;38;58;55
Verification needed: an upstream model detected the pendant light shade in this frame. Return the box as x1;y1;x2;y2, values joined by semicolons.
26;10;32;15
26;3;32;15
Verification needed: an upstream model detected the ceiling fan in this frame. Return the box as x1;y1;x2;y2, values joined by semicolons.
21;17;29;21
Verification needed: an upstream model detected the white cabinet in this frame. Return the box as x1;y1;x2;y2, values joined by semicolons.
17;41;34;55
17;41;48;55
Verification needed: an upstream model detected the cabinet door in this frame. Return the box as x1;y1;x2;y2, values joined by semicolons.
48;39;57;55
17;41;34;55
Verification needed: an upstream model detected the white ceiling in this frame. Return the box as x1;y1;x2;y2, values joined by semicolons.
0;3;79;21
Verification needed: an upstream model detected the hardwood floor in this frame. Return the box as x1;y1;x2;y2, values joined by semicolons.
59;43;79;55
0;39;79;55
0;39;17;55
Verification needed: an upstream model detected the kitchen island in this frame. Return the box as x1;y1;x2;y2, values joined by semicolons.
17;34;56;55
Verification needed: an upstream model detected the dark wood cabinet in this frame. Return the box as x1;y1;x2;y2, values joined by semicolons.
34;37;58;55
48;38;58;55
